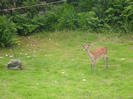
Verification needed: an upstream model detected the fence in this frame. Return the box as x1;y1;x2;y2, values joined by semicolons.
0;0;66;15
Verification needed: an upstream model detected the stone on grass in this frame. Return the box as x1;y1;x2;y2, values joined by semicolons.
6;59;22;70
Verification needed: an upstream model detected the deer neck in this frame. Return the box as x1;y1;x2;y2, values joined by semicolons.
87;49;93;60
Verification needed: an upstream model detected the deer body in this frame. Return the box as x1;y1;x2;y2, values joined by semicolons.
83;45;108;72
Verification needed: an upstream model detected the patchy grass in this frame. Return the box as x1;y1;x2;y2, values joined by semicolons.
0;31;133;99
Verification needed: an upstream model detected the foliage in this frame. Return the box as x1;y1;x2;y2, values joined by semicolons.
67;0;79;6
77;0;94;12
0;16;17;47
45;0;60;3
32;15;46;31
12;15;39;36
77;11;100;30
105;0;125;24
76;0;133;32
32;4;77;31
121;0;133;32
0;0;133;43
33;11;57;31
22;0;41;18
57;3;76;30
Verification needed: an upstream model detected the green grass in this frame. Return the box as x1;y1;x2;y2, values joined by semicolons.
0;31;133;99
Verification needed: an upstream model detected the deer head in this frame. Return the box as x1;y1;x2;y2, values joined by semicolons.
83;44;91;51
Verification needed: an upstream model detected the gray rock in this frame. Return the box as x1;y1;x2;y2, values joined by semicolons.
7;59;22;70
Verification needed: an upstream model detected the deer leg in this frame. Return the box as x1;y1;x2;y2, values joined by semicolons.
94;62;96;72
105;57;108;69
91;63;93;72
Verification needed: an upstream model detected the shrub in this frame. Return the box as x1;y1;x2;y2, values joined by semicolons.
121;0;133;32
45;0;60;2
32;4;65;31
43;11;58;31
0;16;17;47
32;4;77;31
77;11;100;30
32;15;46;31
33;11;58;31
13;15;39;36
57;3;77;30
77;0;94;12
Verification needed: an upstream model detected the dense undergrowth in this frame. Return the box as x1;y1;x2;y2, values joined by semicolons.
0;0;133;47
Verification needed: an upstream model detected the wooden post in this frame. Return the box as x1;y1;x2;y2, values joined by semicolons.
44;1;47;15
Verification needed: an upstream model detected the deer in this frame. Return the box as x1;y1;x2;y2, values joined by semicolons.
83;44;108;72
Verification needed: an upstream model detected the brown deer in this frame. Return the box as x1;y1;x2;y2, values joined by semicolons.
83;44;108;72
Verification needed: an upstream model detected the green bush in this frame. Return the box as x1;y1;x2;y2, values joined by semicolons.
121;0;133;32
33;11;58;31
32;4;65;31
2;0;132;33
1;0;133;33
57;3;77;30
13;15;39;36
0;16;17;47
77;0;94;12
32;15;46;31
77;11;100;30
32;4;77;31
45;0;60;2
44;11;58;31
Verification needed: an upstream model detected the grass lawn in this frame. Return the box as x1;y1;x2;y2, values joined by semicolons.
0;31;133;99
